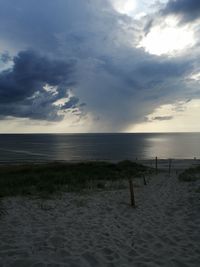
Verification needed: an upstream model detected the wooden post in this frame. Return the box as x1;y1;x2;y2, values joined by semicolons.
143;174;147;185
155;156;158;175
129;178;135;207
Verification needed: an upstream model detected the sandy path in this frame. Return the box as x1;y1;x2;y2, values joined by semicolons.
132;172;200;267
0;167;200;266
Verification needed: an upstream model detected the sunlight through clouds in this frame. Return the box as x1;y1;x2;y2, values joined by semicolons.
111;0;137;15
190;72;200;81
139;16;195;56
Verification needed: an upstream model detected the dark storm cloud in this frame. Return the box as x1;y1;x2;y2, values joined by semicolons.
162;0;200;23
0;50;82;120
0;0;199;130
0;50;74;103
136;59;190;79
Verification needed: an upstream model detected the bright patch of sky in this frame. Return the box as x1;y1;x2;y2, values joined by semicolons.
130;99;200;132
190;72;200;81
112;0;137;16
111;0;168;18
112;1;196;57
139;16;196;56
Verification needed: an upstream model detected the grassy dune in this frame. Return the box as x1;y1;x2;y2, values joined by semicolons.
179;165;200;182
0;161;151;198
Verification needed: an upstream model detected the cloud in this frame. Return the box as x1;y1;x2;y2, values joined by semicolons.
151;115;173;121
143;0;200;46
0;50;75;101
161;0;200;23
61;96;81;110
0;50;84;120
0;0;199;131
0;51;12;63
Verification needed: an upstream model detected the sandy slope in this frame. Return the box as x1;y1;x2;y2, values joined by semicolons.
0;161;200;267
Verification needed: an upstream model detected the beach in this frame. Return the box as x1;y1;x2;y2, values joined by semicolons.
0;159;200;267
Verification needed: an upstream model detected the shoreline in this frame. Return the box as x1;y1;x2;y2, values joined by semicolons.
0;157;199;165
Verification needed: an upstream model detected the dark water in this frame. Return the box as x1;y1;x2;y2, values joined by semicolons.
0;133;200;163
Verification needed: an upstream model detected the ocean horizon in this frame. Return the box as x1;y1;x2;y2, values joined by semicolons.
0;132;200;163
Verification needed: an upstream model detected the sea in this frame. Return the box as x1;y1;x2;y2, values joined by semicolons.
0;133;200;163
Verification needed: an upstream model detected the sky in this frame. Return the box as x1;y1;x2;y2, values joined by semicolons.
0;0;199;133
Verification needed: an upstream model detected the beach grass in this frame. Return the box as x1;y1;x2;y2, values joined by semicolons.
179;165;200;182
0;161;152;198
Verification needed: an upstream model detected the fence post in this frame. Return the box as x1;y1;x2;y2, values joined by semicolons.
143;174;147;185
129;178;135;207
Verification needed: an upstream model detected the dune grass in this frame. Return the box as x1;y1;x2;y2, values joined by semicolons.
0;161;152;198
179;165;200;182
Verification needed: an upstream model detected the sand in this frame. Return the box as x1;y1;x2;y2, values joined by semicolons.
0;160;200;267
